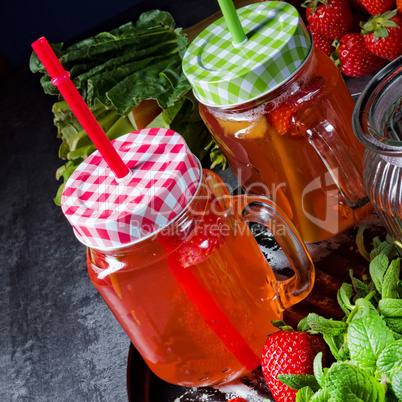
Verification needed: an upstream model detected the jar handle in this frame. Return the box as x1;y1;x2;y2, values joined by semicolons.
231;195;314;310
295;108;369;209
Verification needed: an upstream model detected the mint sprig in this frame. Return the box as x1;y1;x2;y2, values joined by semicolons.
279;229;402;401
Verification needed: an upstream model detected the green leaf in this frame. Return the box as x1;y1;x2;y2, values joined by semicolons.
347;307;395;371
210;145;227;170
309;388;329;401
377;340;402;377
278;374;320;392
323;333;347;362
379;299;402;318
384;318;402;334
298;317;310;332
391;370;402;400
338;283;354;315
307;313;347;337
350;270;370;300
382;259;401;299
296;386;315;402
356;225;370;262
314;352;326;388
325;362;386;401
369;254;389;295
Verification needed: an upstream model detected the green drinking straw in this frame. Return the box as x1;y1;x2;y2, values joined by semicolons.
217;0;247;46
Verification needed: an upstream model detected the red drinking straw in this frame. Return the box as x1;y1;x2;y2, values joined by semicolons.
31;37;131;180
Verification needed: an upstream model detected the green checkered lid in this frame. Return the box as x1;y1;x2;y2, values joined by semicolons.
182;1;311;107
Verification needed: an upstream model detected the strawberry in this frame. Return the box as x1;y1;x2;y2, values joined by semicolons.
397;0;402;14
227;399;248;402
309;25;335;56
261;322;329;402
266;76;325;135
302;0;353;40
348;0;367;12
351;10;371;32
158;209;227;267
359;0;396;16
332;33;386;77
361;9;402;60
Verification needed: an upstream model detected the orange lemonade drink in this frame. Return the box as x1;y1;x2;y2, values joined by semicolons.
87;171;282;387
199;47;372;243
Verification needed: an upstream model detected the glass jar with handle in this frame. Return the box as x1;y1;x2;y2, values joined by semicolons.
61;128;314;387
183;1;373;243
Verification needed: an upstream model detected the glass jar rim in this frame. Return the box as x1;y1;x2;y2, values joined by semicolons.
353;56;402;156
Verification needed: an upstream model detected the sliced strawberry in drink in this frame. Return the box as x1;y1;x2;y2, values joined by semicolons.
159;210;227;268
267;76;325;135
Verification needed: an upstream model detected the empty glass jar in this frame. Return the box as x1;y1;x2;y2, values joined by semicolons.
353;56;402;241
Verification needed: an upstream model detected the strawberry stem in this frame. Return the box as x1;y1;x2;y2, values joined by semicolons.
361;9;400;40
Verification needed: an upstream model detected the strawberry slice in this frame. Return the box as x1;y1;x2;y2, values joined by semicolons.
266;76;325;136
159;209;227;268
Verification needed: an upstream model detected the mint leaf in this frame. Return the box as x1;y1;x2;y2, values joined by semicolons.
325;362;386;401
350;270;370;300
379;299;402;334
338;283;354;315
323;333;347;362
313;352;325;388
377;340;402;377
379;299;402;318
369;254;389;295
356;225;370;261
382;259;401;299
371;240;394;261
309;388;329;401
296;386;315;402
307;313;347;336
391;370;402;400
278;374;320;392
384;318;402;334
347;307;395;371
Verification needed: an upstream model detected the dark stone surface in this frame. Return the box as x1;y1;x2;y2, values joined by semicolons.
0;2;221;401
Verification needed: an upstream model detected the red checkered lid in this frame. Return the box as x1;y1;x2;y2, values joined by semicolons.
61;128;201;250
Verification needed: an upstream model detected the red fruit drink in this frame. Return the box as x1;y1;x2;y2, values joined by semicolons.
199;47;372;243
87;170;282;386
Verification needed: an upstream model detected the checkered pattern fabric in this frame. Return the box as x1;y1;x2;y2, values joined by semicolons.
61;128;201;250
182;2;311;107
